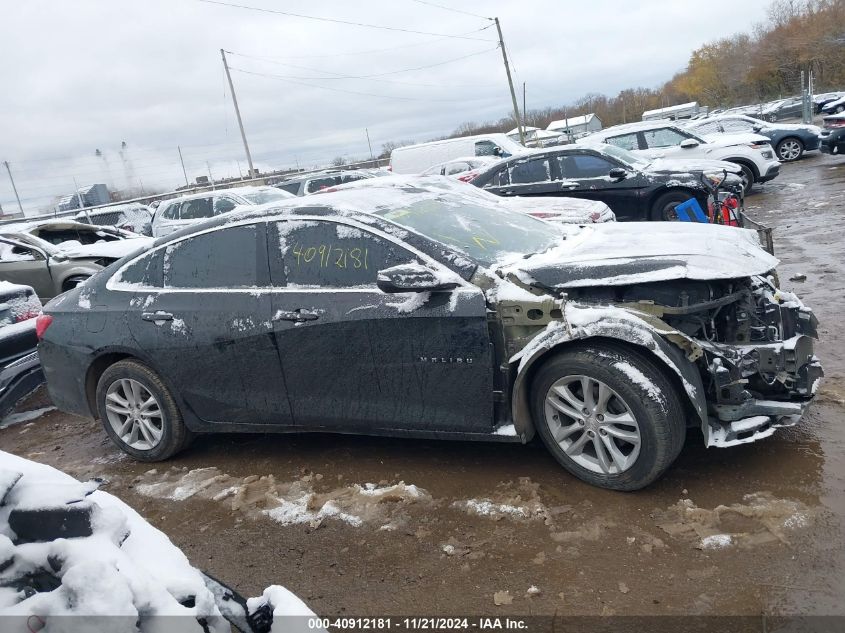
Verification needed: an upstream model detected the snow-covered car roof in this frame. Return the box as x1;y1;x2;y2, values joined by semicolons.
159;188;252;205
1;218;135;237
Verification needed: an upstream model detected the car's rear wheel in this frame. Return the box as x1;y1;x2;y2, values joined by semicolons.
531;344;686;491
96;360;192;461
650;191;694;222
735;163;755;195
776;137;804;162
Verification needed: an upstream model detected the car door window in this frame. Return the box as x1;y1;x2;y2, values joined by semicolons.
642;128;689;148
159;202;179;220
0;241;38;262
559;154;617;179
444;162;469;176
273;220;419;287
721;119;755;132
179;197;214;220
482;166;510;188
474;140;499;156
115;250;163;287
508;157;553;184
163;224;260;288
214;196;238;214
605;133;640;150
306;176;343;193
277;182;301;195
692;121;721;135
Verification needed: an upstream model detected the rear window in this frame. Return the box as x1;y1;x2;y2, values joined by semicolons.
163;224;259;288
276;182;301;195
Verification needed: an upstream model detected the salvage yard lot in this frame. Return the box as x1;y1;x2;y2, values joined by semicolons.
3;154;845;617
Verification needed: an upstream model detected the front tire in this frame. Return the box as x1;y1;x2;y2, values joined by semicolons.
649;191;694;222
776;137;804;162
735;163;755;195
96;360;192;461
531;344;686;491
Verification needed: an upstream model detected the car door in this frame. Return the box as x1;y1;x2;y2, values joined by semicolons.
151;200;183;237
267;217;494;435
0;239;55;299
479;155;563;198
125;222;293;426
557;152;646;221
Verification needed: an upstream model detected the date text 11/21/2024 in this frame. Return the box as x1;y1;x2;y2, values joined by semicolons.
307;617;529;630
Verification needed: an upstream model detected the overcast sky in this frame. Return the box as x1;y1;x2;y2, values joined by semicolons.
1;0;772;215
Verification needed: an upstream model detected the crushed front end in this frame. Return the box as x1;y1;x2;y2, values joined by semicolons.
693;277;822;446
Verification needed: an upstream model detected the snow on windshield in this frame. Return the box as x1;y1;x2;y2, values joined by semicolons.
370;196;559;265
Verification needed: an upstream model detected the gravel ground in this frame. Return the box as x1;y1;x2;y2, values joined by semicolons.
2;152;844;619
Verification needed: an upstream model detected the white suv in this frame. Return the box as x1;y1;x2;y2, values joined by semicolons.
151;190;251;238
581;121;780;193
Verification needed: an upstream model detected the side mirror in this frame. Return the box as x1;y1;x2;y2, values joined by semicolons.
752;125;763;132
680;139;700;149
608;167;628;181
377;263;459;294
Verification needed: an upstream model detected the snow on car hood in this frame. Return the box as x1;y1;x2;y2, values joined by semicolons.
761;122;822;134
497;222;777;289
700;132;770;147
644;157;741;174
57;237;153;259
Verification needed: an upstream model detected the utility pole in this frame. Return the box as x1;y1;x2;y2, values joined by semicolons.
206;162;215;190
494;17;524;145
522;82;526;130
221;49;256;178
365;128;374;162
177;146;190;186
3;161;23;214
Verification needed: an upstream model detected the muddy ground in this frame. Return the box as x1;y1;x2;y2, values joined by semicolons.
2;154;844;619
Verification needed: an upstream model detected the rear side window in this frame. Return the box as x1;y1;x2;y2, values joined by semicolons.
271;220;417;288
179;197;214;220
691;121;721;135
214;196;238;214
115;251;163;287
474;140;498;156
163;224;260;288
509;157;552;184
277;182;301;195
444;162;469;176
306;176;343;194
159;202;179;220
482;167;511;188
605;133;639;150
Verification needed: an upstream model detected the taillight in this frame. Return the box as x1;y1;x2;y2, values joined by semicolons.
827;120;845;129
35;314;53;340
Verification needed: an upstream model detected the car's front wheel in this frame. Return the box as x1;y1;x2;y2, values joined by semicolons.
650;191;694;221
776;137;804;162
96;359;192;461
531;344;686;491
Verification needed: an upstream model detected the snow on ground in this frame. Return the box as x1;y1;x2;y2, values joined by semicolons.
0;406;55;430
0;451;316;631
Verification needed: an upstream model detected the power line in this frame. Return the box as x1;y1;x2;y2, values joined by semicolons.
196;0;493;40
228;26;494;59
225;47;498;82
230;66;500;103
409;0;492;20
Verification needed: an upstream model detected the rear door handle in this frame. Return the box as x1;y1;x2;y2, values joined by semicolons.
274;309;319;323
142;311;173;322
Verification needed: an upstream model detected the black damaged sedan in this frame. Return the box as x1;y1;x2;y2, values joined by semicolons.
37;184;822;490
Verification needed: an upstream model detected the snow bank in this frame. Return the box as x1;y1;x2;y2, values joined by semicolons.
0;451;317;631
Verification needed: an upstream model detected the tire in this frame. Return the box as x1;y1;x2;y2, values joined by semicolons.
96;359;193;461
62;275;91;292
835;105;845;114
735;163;754;195
649;191;694;222
776;137;804;162
530;343;686;491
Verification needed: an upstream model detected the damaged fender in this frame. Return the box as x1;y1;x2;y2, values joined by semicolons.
505;300;708;440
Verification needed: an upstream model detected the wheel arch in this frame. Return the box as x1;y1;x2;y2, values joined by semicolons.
85;350;140;416
723;157;759;180
510;330;707;442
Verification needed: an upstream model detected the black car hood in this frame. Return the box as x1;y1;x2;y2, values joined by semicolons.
496;222;778;289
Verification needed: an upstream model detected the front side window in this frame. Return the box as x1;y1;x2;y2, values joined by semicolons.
721;119;755;132
508;157;552;184
559;154;616;179
214;196;238;214
691;121;721;135
163;224;259;288
273;221;418;288
179;197;214;220
306;176;343;194
159;202;179;220
605;133;639;151
444;162;470;176
474;140;498;156
642;128;690;148
482;167;510;188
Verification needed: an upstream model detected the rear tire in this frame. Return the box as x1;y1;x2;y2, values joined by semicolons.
531;344;686;491
96;360;192;461
776;137;804;162
650;191;694;222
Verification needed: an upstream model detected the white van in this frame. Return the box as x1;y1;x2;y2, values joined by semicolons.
390;133;526;174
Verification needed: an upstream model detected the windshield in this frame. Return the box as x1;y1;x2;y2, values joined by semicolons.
370;195;559;266
240;188;290;204
599;144;648;168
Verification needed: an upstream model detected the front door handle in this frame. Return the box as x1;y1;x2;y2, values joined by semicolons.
274;309;320;323
141;311;173;322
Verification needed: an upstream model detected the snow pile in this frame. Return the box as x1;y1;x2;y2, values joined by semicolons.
0;452;316;631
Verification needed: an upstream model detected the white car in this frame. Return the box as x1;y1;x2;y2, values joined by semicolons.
151;189;253;238
822;94;845;115
420;157;500;181
580;121;780;193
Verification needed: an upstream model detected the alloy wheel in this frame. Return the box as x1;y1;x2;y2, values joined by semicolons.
543;375;642;474
105;378;164;451
778;140;802;161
